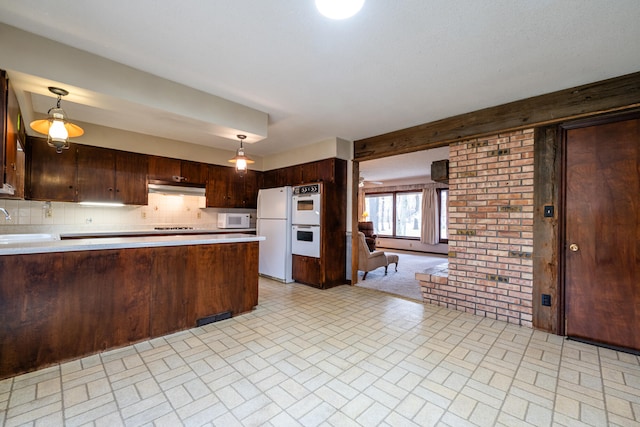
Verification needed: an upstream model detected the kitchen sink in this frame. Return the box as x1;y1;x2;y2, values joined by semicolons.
0;233;60;244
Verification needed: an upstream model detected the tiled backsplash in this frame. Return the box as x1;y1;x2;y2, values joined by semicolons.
0;193;256;233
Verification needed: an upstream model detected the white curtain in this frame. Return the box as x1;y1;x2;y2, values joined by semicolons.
421;187;439;244
358;188;366;221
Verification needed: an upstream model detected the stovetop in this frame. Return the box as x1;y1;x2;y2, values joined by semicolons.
153;226;195;230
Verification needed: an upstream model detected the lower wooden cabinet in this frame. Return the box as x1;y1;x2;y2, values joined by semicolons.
292;255;322;288
0;242;259;379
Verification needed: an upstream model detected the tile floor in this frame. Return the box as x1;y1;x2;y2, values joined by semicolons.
1;278;639;427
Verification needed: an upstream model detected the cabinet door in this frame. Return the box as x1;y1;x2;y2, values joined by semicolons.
77;145;116;202
206;164;230;207
300;161;319;184
262;168;288;188
292;255;322;288
148;156;181;181
227;168;245;208
0;71;6;184
180;160;208;185
316;158;335;183
27;137;78;202
3;77;25;199
243;170;259;208
115;151;148;205
288;164;304;185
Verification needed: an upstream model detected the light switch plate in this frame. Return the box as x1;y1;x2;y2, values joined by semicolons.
544;205;554;217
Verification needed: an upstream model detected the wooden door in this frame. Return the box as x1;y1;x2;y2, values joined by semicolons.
115;151;148;205
564;117;639;351
148;155;181;181
77;145;115;202
206;164;230;207
243;169;259;208
27;137;78;202
180;160;208;185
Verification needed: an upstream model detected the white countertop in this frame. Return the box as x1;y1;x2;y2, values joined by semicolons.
0;233;265;255
59;228;256;238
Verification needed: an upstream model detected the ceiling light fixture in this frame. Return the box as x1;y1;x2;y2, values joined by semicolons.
228;134;254;175
29;86;84;154
315;0;365;19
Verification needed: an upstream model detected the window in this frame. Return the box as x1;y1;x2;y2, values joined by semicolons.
364;193;393;236
396;192;422;238
438;188;449;243
364;188;449;243
365;191;422;238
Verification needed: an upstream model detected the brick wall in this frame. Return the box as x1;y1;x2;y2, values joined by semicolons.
424;129;534;326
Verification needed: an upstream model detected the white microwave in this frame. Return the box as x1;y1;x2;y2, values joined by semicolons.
217;213;251;229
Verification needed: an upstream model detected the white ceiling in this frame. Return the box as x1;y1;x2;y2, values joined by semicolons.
1;0;639;181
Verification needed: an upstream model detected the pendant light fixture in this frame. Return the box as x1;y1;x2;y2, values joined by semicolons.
29;87;84;153
315;0;365;19
228;134;254;175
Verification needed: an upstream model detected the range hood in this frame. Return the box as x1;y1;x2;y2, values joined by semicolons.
148;181;206;197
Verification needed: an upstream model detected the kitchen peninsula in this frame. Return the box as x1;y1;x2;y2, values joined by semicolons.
0;233;264;379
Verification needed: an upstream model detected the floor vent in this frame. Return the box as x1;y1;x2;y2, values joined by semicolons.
196;311;232;327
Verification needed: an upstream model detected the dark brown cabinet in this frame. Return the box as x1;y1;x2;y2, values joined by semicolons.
1;70;25;199
291;158;348;289
292;255;322;287
77;145;148;205
148;156;208;185
261;158;339;189
0;241;259;379
27;137;78;202
28;138;147;205
206;165;259;208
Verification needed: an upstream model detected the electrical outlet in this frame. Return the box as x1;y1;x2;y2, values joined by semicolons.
541;294;551;306
197;212;202;219
141;211;147;219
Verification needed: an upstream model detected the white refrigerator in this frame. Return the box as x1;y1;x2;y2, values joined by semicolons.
257;186;293;283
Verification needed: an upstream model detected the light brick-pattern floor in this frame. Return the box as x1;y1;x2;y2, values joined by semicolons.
1;278;639;426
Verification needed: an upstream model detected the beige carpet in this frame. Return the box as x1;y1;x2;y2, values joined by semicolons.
355;249;448;301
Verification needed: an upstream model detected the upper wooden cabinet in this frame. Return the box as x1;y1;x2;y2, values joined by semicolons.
206;165;259;208
180;160;208;185
261;158;339;189
148;156;208;185
1;70;26;199
77;145;148;205
27;137;78;202
28;138;147;205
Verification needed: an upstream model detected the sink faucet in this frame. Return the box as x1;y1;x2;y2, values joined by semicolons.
0;208;10;220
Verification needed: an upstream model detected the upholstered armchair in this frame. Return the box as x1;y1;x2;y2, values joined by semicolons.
357;231;388;280
357;221;377;251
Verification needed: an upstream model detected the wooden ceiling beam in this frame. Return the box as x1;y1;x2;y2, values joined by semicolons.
354;71;640;161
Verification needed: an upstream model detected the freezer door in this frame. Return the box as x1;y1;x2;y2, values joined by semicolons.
257;218;293;283
257;186;292;219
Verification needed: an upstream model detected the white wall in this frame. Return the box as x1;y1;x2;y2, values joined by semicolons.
376;237;448;255
261;137;351;170
73;122;260;169
0;194;255;234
